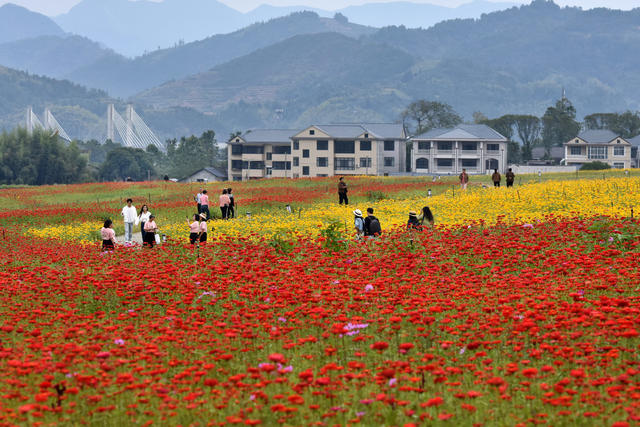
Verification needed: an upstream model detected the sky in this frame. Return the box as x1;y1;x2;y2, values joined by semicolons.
1;0;638;16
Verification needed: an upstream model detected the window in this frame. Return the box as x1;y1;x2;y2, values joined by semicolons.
335;157;355;170
266;152;272;161
293;157;299;167
317;174;328;177
360;157;372;168
437;141;453;151
266;167;272;176
418;141;430;151
436;158;453;168
272;161;291;170
273;146;291;155
384;157;395;167
231;145;242;155
302;149;310;158
416;158;429;169
335;141;355;154
588;146;607;160
613;162;625;169
461;142;477;151
384;140;395;151
461;159;477;168
317;140;328;151
364;133;369;139
242;161;248;170
317;157;328;167
309;130;315;136
231;160;242;171
302;166;310;176
249;161;264;170
614;146;625;156
486;144;499;151
360;140;371;151
293;140;299;150
233;176;242;181
243;145;264;154
570;146;582;156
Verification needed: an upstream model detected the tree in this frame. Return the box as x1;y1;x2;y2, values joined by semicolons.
401;100;462;135
480;115;515;141
513;115;541;161
164;130;223;178
584;111;640;139
473;111;488;124
99;147;155;181
541;97;581;156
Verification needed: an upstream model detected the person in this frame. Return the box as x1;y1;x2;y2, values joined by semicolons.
407;211;420;229
199;213;208;243
363;208;382;237
219;189;231;220
101;219;116;251
143;214;158;247
187;214;201;244
200;190;210;220
194;188;203;213
353;209;364;239
459;169;469;190
121;198;137;243
418;206;435;227
492;169;501;187
506;168;515;188
227;188;235;219
338;177;348;205
136;204;151;242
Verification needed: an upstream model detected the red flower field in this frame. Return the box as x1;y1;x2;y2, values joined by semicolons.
0;179;639;425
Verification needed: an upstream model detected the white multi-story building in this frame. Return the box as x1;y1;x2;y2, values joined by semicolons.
227;129;297;181
411;124;508;174
564;130;632;169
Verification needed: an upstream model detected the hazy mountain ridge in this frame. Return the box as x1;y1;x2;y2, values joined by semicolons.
0;3;64;44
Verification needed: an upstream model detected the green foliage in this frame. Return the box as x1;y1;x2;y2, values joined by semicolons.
319;220;348;252
0;128;89;185
366;190;387;202
584;111;640;139
580;161;611;171
541;97;581;155
401;100;462;135
99;147;155;181
268;233;295;254
162;130;225;179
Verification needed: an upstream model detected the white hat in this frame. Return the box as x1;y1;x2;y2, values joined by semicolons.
353;209;362;217
199;213;206;219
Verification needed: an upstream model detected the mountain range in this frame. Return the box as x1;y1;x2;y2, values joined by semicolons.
1;0;640;144
50;0;519;57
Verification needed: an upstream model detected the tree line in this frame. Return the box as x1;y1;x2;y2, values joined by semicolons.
401;97;640;164
0;128;226;185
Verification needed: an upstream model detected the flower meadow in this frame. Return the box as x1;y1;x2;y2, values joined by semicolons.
1;173;640;426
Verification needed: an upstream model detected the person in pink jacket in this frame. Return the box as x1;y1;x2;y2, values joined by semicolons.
219;189;231;220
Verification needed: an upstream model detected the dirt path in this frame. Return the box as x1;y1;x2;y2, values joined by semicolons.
116;232;143;244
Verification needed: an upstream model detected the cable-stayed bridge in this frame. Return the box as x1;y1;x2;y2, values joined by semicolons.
25;104;166;152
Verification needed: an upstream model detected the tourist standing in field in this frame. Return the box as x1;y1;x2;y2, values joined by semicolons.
506;168;515;187
199;213;208;242
227;188;235;219
200;190;210;220
338;177;348;205
363;208;381;237
407;211;420;230
219;189;231;220
459;169;469;190
353;209;364;239
418;206;435;227
143;215;158;247
492;169;501;187
121;198;137;243
194;188;203;213
187;214;201;244
137;204;151;242
101;219;116;251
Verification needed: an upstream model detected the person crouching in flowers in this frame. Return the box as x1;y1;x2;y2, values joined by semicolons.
143;215;158;247
418;206;434;227
199;213;208;243
187;214;200;244
407;211;420;230
101;219;116;251
353;209;364;239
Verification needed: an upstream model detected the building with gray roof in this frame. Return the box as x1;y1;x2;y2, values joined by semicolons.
227;129;299;181
564;130;632;169
411;124;508;174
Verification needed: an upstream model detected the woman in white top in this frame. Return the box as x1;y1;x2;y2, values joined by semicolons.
137;205;151;241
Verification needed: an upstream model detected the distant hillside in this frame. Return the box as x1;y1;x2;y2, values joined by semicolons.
0;35;123;79
67;12;375;97
337;0;518;29
0;66;217;142
131;0;640;136
0;3;64;44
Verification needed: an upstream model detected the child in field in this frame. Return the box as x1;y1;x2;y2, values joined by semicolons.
407;211;420;229
143;215;158;247
187;214;200;244
101;219;116;251
199;213;208;242
353;209;364;239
